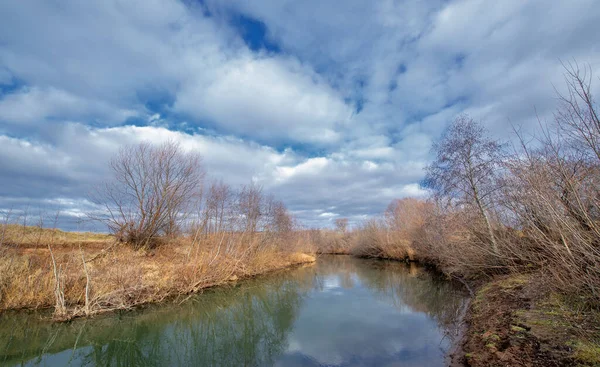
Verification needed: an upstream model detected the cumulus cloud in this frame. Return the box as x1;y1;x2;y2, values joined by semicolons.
0;0;353;145
217;0;600;137
0;0;599;229
0;87;138;127
175;55;352;144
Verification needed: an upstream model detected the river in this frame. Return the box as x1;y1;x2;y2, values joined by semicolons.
0;255;467;366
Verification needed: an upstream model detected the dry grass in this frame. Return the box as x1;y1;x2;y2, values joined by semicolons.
0;227;315;320
0;224;111;248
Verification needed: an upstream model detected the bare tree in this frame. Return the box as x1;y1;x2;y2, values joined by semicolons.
335;218;349;233
203;180;233;234
555;61;600;163
500;63;600;299
267;198;294;234
92;140;204;248
237;183;263;233
423;115;505;254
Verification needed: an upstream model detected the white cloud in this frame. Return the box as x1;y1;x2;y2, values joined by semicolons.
274;157;330;182
0;0;353;145
219;0;600;139
175;55;351;144
0;87;138;126
0;123;430;228
0;0;599;228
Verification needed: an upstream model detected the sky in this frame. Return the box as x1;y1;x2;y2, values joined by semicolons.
0;0;599;230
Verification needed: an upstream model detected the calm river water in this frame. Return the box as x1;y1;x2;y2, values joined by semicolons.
0;255;467;367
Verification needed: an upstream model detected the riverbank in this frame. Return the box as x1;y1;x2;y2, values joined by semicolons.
461;274;600;367
0;226;316;321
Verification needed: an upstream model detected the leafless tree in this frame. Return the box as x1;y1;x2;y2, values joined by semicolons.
237;183;263;233
92;140;204;249
335;218;349;233
499;63;600;299
267;198;294;234
423;115;505;254
203;180;233;234
555;60;600;163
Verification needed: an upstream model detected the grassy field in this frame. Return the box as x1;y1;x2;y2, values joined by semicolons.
1;224;111;248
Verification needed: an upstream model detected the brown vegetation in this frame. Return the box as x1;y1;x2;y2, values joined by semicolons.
0;223;110;248
0;227;315;319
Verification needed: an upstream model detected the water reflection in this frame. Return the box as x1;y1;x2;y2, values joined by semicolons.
0;256;466;367
283;256;466;366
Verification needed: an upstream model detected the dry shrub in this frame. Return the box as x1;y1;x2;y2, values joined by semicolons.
349;199;435;261
501;148;600;303
310;229;352;254
414;206;515;278
351;219;413;259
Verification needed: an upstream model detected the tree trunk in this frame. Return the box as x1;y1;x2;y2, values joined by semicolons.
472;183;499;256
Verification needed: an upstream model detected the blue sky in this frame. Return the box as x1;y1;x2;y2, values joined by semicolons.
0;0;599;230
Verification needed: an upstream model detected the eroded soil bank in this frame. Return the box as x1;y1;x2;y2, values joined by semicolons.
454;275;600;366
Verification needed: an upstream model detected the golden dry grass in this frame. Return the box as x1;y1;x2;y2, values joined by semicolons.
0;228;315;320
0;224;111;248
